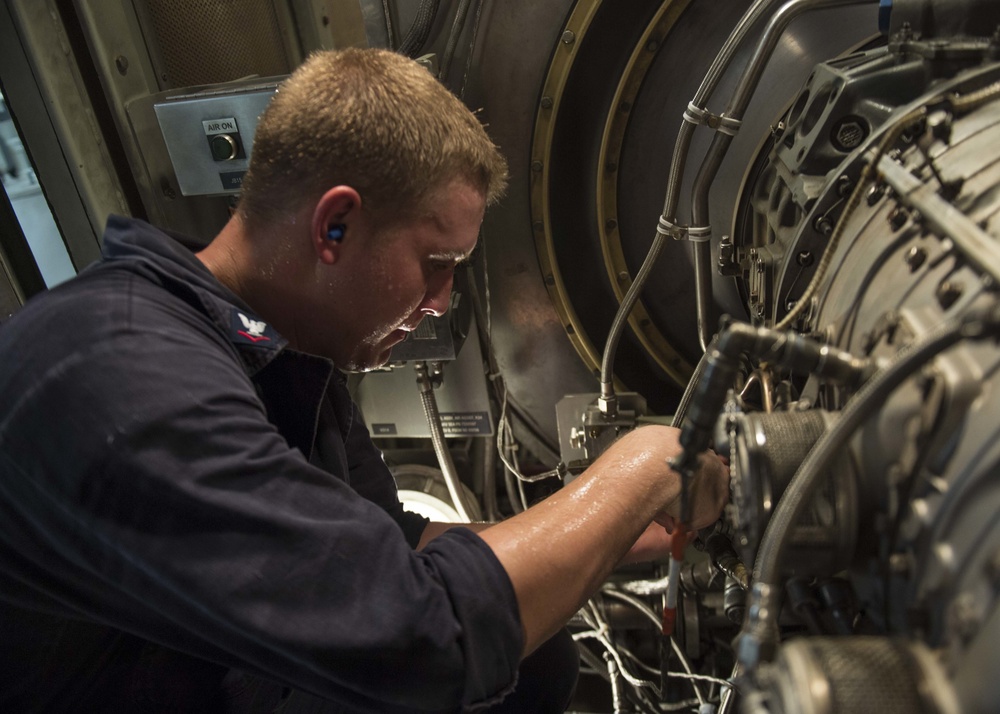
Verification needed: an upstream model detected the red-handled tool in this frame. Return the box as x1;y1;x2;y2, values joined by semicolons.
661;525;689;636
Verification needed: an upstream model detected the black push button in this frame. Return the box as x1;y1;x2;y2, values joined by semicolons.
210;133;240;161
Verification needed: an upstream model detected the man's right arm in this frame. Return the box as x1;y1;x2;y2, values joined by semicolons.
478;425;729;656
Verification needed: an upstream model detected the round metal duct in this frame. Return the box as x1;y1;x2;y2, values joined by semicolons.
477;0;879;428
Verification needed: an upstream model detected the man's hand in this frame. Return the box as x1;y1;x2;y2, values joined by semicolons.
596;425;729;532
655;447;730;532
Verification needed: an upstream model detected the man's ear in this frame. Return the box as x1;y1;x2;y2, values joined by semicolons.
311;185;363;265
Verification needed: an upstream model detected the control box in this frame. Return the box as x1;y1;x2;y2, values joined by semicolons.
153;80;279;196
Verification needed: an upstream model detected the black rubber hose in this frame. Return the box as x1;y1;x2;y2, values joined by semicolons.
398;0;441;58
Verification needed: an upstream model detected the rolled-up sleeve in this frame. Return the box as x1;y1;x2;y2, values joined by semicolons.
421;528;523;708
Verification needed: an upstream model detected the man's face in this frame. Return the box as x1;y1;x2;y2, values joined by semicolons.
329;180;485;371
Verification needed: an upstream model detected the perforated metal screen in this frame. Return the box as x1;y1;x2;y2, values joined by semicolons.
142;0;293;87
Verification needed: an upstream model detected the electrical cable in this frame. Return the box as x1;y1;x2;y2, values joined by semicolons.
601;589;733;701
381;0;396;49
577;645;662;714
775;105;926;330
458;0;486;100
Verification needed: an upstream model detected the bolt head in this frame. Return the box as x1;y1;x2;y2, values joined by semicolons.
832;117;868;151
905;246;927;271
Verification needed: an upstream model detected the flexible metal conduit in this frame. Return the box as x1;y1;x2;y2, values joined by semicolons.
776;105;927;329
737;305;1000;672
415;361;473;522
600;0;828;415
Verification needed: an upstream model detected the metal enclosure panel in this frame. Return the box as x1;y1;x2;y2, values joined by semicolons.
71;0;233;239
153;85;278;197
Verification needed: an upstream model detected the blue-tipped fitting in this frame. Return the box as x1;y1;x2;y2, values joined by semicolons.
879;0;892;34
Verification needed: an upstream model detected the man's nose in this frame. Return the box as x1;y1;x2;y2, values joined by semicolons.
420;273;453;317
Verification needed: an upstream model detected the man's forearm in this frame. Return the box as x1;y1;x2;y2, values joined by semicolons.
478;428;682;656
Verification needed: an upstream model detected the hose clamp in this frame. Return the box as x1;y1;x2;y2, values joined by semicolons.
718;115;743;136
656;216;688;240
688;224;712;243
683;102;707;126
683;102;742;136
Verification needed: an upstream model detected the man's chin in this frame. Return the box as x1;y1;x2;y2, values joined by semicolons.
338;334;402;372
344;347;394;373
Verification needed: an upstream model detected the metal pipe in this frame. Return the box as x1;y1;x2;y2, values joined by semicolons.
481;428;499;521
693;240;715;350
599;0;798;413
381;0;396;49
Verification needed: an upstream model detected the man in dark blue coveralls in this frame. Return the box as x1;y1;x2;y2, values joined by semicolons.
0;48;729;712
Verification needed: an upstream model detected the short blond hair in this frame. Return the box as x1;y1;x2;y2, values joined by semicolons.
237;48;508;230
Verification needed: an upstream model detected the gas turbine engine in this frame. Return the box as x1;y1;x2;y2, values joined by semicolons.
575;1;1000;711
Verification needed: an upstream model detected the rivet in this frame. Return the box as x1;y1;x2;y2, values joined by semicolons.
561;30;576;45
